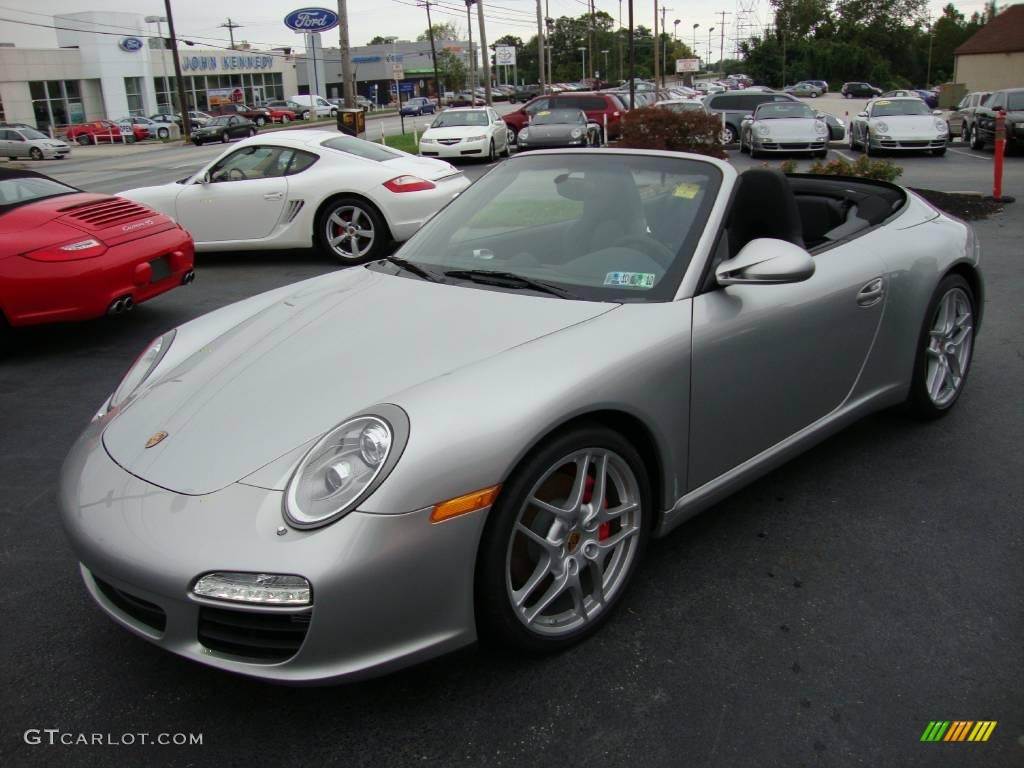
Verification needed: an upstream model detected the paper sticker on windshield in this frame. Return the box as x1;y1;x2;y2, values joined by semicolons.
536;110;550;117
876;100;891;106
673;182;701;199
605;271;655;288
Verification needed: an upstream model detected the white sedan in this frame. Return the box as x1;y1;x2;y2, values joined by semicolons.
419;107;511;162
119;129;469;263
850;97;948;156
739;101;829;158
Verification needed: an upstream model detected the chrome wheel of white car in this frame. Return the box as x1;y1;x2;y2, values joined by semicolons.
720;125;736;145
477;425;649;651
317;198;386;263
157;127;169;139
910;276;975;417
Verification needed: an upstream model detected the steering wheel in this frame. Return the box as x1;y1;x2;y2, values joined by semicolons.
226;167;248;181
610;233;676;269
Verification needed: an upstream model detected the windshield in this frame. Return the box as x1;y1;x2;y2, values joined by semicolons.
1008;92;1024;110
207;116;231;126
20;128;48;140
0;176;78;213
321;135;403;161
661;102;704;113
385;153;721;302
532;109;585;125
756;102;816;119
431;111;489;128
871;99;929;117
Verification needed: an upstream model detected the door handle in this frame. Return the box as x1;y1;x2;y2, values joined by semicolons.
263;192;284;201
856;277;885;307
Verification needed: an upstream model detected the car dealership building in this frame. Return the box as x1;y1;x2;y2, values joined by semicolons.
0;11;298;131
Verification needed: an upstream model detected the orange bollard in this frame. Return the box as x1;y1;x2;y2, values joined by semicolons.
993;108;1007;201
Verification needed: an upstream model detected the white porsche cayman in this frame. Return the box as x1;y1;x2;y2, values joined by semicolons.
120;129;469;263
850;97;948;157
739;101;829;158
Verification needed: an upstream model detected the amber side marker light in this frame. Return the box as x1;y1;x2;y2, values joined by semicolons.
431;485;502;523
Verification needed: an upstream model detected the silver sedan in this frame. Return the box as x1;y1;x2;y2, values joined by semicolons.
0;126;71;160
60;149;982;683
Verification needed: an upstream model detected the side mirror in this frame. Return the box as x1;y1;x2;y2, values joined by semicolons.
933;110;943;116
716;238;815;286
857;111;868;118
199;171;211;184
815;111;825;118
741;113;754;122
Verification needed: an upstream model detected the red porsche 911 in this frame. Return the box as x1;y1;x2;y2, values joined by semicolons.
0;168;194;333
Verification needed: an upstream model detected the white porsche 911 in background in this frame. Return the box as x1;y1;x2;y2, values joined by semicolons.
850;97;948;157
120;130;469;262
739;101;830;158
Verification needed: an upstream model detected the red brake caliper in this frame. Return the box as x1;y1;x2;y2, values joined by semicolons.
582;475;611;541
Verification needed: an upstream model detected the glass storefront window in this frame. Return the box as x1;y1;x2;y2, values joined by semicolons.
124;77;143;116
29;80;81;130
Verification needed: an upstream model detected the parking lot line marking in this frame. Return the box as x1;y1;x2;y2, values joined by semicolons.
832;149;856;162
948;148;990;162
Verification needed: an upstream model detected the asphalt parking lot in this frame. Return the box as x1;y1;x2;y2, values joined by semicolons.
0;118;1022;767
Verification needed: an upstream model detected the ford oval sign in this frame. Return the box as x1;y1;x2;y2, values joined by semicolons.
283;8;340;33
119;37;144;52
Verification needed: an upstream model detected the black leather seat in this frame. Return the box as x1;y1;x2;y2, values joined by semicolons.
726;169;805;257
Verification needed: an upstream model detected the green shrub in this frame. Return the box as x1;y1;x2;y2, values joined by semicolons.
805;155;903;182
619;106;727;159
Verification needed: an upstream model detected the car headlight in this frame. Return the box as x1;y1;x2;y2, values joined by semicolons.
570;128;583;138
284;407;408;529
104;330;176;415
815;121;828;136
934;118;947;132
756;123;770;136
875;121;889;133
420;137;436;144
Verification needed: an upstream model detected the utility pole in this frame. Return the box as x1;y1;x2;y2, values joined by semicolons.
465;1;477;96
163;0;190;140
618;0;624;81
720;9;729;73
653;1;659;86
476;0;492;103
589;0;596;81
535;0;546;92
219;17;242;50
925;14;934;88
419;2;443;104
628;0;635;106
545;13;554;88
660;6;673;87
337;0;355;108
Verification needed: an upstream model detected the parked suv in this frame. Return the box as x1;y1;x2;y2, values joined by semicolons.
508;85;542;103
841;82;883;98
503;92;626;143
950;91;991;144
972;88;1024;151
208;103;272;127
703;90;801;144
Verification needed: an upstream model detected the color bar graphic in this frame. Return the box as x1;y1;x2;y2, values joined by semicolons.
921;720;996;742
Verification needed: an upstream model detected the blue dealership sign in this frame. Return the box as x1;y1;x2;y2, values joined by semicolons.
119;37;144;52
283;7;340;33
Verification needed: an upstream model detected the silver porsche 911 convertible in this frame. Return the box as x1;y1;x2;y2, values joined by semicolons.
60;149;982;683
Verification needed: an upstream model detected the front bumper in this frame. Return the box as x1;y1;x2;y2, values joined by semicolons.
869;135;946;151
420;137;489;158
58;422;486;684
751;137;827;153
0;227;194;326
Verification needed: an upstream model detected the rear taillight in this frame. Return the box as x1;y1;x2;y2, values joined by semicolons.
383;175;436;193
23;238;108;262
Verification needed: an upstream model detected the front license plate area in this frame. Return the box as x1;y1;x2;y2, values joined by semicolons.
149;256;171;283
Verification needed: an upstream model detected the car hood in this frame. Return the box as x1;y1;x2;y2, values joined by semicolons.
754;118;822;139
102;267;616;495
522;124;579;140
423;126;489;140
869;115;940;135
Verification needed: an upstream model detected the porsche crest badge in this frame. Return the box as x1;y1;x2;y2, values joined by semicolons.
145;431;169;449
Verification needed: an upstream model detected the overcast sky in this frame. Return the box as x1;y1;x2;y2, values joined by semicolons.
0;0;1001;61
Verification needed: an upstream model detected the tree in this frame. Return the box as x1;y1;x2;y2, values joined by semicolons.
367;35;390;45
418;22;459;42
435;49;466;92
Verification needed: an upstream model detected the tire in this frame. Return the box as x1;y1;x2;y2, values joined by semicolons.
970;126;983;150
864;133;873;156
508;126;521;145
158;127;169;139
811;92;818;98
281;115;290;125
749;143;759;159
907;274;975;419
502;133;512;157
255;117;266;127
124;135;136;144
487;139;496;163
845;92;852;99
248;128;257;138
221;131;230;143
330;109;338;118
76;135;92;146
721;125;736;145
193;139;203;146
29;147;43;160
474;424;652;653
315;196;389;264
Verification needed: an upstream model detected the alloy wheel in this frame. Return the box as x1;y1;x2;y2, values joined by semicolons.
505;448;642;637
925;287;973;407
30;147;43;160
325;205;375;260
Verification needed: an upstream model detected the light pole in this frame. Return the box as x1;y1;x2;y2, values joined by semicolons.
707;27;714;69
578;47;587;80
464;1;477;98
674;19;680;40
144;15;168;113
601;49;609;79
692;22;699;56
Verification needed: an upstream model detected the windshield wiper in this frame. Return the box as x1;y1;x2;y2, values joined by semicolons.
385;256;442;283
443;269;574;298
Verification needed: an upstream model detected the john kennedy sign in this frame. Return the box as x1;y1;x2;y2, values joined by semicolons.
284;8;340;33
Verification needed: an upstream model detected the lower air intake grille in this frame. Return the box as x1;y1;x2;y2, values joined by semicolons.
198;606;311;662
94;577;167;633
